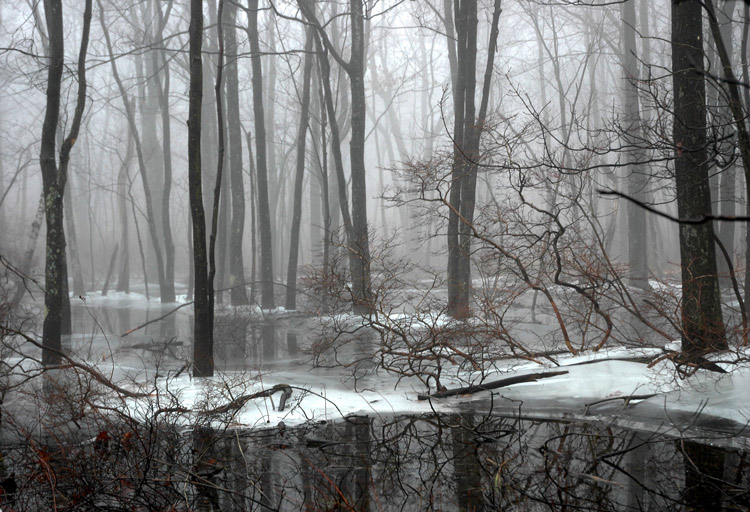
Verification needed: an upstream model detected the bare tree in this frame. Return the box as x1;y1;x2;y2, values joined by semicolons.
247;0;276;310
189;0;213;377
40;0;92;365
224;0;249;306
299;0;373;313
671;0;727;354
286;20;315;311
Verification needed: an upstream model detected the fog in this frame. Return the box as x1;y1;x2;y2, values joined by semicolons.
1;0;749;509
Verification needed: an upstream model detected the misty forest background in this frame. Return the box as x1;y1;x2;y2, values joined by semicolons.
0;0;747;374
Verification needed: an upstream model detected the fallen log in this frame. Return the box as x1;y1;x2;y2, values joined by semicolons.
417;370;569;401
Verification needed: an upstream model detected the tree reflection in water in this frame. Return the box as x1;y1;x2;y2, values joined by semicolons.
194;413;749;511
2;407;748;510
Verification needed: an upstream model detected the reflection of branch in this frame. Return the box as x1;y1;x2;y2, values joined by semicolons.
599;189;750;224
417;371;568;400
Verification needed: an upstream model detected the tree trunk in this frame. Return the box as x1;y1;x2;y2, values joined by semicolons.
449;0;500;318
214;3;230;306
208;0;226;342
154;0;176;302
41;0;92;364
116;133;130;293
40;0;66;366
671;0;727;355
224;0;249;306
347;0;373;314
286;23;315;311
11;192;45;309
189;0;214;377
64;176;85;295
248;0;275;310
621;0;648;289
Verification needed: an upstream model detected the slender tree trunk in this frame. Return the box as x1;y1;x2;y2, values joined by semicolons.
64;176;85;295
315;39;354;244
11;192;45;309
209;0;226;334
621;0;648;288
309;66;324;263
98;0;167;301
187;210;194;301
215;5;230;306
116;135;130;293
246;130;258;305
117;123;134;293
224;1;249;306
672;0;727;354
154;0;176;302
248;0;275;309
286;24;315;311
189;0;214;377
705;0;750;310
313;69;332;275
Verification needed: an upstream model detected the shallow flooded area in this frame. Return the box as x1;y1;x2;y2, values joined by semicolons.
1;297;748;510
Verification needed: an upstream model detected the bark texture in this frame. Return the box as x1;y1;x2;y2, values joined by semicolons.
671;0;727;354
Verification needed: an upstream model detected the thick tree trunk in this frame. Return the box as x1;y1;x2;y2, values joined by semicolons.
41;0;92;364
671;0;727;354
286;24;315;311
224;1;249;306
248;0;275;310
347;0;372;314
189;0;214;377
454;0;479;319
446;0;468;317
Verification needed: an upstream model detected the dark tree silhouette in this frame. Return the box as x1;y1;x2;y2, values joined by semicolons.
671;0;727;355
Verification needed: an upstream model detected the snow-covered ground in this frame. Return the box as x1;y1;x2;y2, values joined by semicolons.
8;292;748;446
108;339;750;448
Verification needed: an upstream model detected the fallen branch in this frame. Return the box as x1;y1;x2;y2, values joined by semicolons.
119;340;184;352
121;301;194;337
417;371;569;400
199;384;294;415
584;393;658;412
